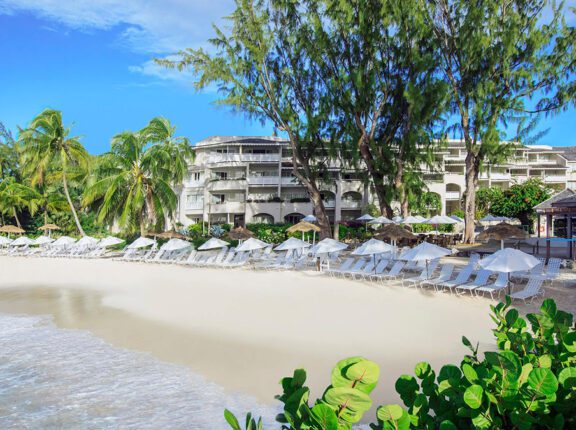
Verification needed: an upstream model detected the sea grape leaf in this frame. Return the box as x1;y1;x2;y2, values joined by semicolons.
528;368;559;396
310;404;338;430
463;385;484;409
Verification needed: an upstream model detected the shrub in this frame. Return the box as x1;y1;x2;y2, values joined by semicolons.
224;298;576;429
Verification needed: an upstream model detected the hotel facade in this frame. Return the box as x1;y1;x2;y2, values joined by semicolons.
176;136;576;227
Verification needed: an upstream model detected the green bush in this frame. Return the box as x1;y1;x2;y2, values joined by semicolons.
225;298;576;429
246;223;290;244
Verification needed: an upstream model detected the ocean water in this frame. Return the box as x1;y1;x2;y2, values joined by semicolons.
0;313;278;429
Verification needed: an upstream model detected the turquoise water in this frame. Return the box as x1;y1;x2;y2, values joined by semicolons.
0;313;277;429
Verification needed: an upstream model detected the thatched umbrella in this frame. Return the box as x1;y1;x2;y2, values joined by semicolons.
0;225;25;238
287;221;321;243
38;223;61;238
374;224;416;256
147;230;189;240
476;222;528;250
227;226;255;242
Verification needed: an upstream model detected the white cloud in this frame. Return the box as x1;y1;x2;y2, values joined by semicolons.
0;0;234;83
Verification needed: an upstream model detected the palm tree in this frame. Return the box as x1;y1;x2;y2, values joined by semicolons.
83;130;178;236
37;185;69;224
19;109;89;235
0;178;39;227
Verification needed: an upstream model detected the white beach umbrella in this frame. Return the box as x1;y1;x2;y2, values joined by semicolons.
275;237;311;251
449;215;464;223
392;216;404;223
426;215;457;225
480;214;499;222
479;248;540;295
402;216;423;224
414;215;428;222
160;238;192;251
368;216;394;225
198;237;229;250
76;236;99;246
11;236;33;246
399;242;452;279
312;238;348;254
0;236;13;246
127;237;156;249
51;236;77;247
352;238;393;256
235;237;270;252
302;214;317;222
356;214;375;222
33;235;54;246
98;236;125;248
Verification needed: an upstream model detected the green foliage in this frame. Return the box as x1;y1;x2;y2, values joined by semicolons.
225;299;576;429
409;192;442;219
364;204;380;218
246;223;290;244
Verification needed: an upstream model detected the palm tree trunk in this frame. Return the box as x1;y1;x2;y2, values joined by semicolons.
62;173;85;236
12;207;21;228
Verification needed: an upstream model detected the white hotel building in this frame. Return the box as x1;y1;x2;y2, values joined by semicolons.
176;136;576;227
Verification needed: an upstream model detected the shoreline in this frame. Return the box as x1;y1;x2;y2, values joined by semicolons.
0;256;498;407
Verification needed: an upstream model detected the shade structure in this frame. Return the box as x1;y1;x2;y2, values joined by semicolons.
127;237;156;249
287;221;321;233
480;214;506;222
302;214;317;222
227;226;255;241
356;214;375;222
11;236;33;246
449;215;464;223
479;248;540;294
402;216;423;224
399;242;452;262
312;238;348;254
33;235;54;246
476;222;528;250
51;236;77;247
352;238;393;256
375;224;416;241
392;216;404;223
415;215;428;222
76;236;99;246
368;216;394;225
235;237;270;252
275;237;311;251
0;236;13;245
148;230;188;240
198;237;230;250
426;215;457;225
38;223;61;231
160;238;193;251
98;236;125;248
0;225;25;234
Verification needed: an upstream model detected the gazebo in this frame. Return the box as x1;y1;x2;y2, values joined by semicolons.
534;188;576;259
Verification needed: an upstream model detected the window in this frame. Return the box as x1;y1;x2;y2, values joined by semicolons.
211;194;226;204
192;172;202;181
214;171;228;180
186;194;203;209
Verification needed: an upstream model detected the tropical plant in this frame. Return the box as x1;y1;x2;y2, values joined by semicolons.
224;298;576;429
83;129;178;236
0;177;39;227
35;185;69;225
19;109;90;235
210;225;225;238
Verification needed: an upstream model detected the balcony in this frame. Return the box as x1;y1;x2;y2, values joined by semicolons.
445;191;461;200
479;172;511;181
206;153;280;164
208;202;246;214
543;175;566;183
184;203;204;213
207;179;246;191
341;200;361;209
323;200;336;208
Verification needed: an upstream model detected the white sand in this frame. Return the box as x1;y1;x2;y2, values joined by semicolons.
0;256;496;408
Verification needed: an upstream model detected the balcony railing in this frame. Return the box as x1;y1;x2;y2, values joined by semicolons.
207;179;246;191
341;200;361;209
207;153;280;164
445;191;461;200
185;203;203;210
543;175;566;183
479;172;511;180
209;202;246;213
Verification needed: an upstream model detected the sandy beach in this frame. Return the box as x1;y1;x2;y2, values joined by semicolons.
0;255;508;412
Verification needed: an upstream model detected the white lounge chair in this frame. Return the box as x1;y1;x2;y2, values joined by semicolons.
337;259;367;278
325;257;355;276
510;278;544;303
436;265;475;293
455;270;492;296
420;264;455;289
371;261;406;283
403;260;440;288
474;272;508;299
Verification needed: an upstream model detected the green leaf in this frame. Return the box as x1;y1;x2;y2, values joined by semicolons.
415;362;432;379
310;404;338;430
540;298;557;318
519;363;533;386
538;355;552;369
558;367;576;390
463;385;484;409
224;409;241;430
438;365;462;382
376;405;410;430
528;368;559;396
331;357;380;394
323;387;372;424
505;308;519;326
564;332;576;353
462;363;478;383
471;411;491;430
439;420;458;430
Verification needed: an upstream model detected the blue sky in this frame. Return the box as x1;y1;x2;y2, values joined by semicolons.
0;1;574;155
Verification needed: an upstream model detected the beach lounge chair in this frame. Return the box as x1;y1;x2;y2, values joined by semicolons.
222;251;249;268
474;272;508;300
325;257;355;276
371;261;406;283
541;258;561;283
343;259;371;278
510;277;544;303
403;260;440;288
454;270;492;296
435;265;475;293
420;264;455;289
361;259;389;280
337;258;367;278
352;260;377;280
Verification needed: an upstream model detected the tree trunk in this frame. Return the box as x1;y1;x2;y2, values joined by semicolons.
308;184;331;239
62;173;85;236
140;219;147;237
44;210;48;225
358;137;393;217
463;153;479;243
12;207;21;228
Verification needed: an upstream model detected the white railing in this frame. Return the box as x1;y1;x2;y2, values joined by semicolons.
445;191;461;200
479;172;511;180
209;202;246;213
247;176;280;185
185;203;203;210
206;153;280;164
341;200;361;208
544;175;566;183
207;179;246;191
